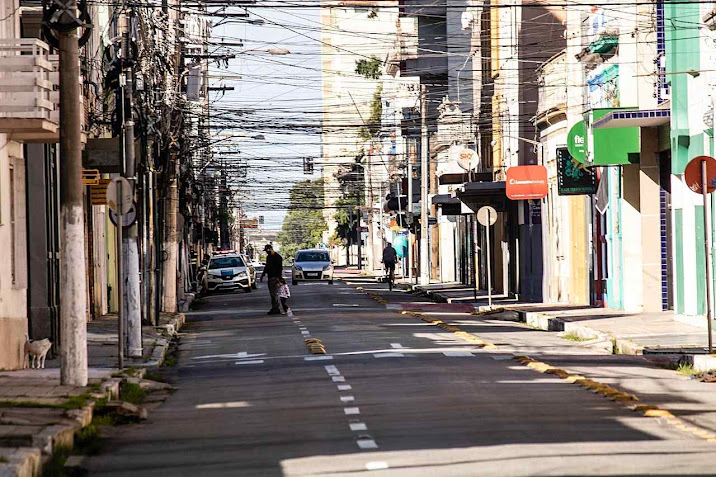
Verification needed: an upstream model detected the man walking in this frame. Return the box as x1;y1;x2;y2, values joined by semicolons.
260;244;283;315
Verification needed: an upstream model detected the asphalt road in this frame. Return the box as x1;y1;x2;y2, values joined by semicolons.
85;275;716;477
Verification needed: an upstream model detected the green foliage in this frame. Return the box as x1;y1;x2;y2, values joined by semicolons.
359;86;383;141
355;56;382;80
277;179;328;259
120;382;146;405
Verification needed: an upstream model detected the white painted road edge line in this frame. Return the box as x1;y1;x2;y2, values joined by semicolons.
305;355;333;361
443;351;474;357
373;352;405;358
344;407;360;415
235;360;265;365
366;462;389;470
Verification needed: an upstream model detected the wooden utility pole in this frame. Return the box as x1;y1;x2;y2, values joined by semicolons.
58;10;88;386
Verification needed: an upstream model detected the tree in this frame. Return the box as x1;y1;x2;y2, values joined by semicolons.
355;56;382;80
277;179;328;259
359;85;383;141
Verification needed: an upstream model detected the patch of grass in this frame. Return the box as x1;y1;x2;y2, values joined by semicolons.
0;393;89;410
162;339;179;367
561;332;592;342
120;382;146;405
677;363;698;376
42;444;72;477
143;370;167;383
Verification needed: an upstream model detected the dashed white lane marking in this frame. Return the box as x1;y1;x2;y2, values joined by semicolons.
325;365;340;375
344;407;360;415
332;376;346;382
305;355;333;361
337;384;352;391
443;351;474;357
235;360;265;365
373;352;405;358
333;303;360;307
340;395;355;402
301;331;311;335
366;462;389;470
357;438;379;450
390;343;405;349
350;422;367;431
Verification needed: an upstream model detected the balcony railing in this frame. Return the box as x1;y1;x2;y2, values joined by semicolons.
535;51;568;128
0;39;59;142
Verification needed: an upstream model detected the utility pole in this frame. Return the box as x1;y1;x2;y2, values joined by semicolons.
120;28;143;358
162;157;179;313
420;85;429;286
407;139;414;283
57;4;88;386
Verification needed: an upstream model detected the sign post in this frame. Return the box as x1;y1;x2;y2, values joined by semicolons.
107;176;132;368
685;155;716;354
477;206;498;308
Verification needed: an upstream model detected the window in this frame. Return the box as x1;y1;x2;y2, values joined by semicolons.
209;256;244;269
296;251;330;262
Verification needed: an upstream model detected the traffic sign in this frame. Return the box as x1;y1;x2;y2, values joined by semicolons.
477;206;497;227
685;156;716;194
106;177;133;215
506;165;548;200
109;204;137;228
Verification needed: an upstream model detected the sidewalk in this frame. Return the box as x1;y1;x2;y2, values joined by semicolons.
0;312;184;477
401;282;716;370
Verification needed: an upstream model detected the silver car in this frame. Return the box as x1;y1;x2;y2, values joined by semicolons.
292;249;333;285
204;253;253;293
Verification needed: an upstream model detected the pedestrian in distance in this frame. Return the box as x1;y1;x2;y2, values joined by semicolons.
382;242;398;290
260;244;283;315
278;277;293;317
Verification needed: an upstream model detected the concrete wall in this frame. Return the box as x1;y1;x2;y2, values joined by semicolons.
0;139;28;370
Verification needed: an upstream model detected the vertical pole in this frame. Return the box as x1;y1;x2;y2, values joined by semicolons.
356;188;362;270
407;139;414;283
702;159;714;354
117;182;124;369
486;209;492;309
58;22;88;386
473;217;478;301
420;85;429;286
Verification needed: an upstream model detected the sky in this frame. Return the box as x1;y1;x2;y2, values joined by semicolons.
209;6;323;232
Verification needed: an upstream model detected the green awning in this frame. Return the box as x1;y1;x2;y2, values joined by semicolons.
568;108;641;166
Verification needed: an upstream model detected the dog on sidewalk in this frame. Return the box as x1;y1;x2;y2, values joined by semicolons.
24;335;52;369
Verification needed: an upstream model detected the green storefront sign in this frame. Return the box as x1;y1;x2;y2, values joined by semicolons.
569;108;641;166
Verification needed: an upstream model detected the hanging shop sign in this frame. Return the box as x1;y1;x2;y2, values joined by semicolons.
506;165;548;200
556;147;597;195
567;121;586;163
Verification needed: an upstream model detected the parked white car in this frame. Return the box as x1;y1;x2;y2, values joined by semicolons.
292;249;333;285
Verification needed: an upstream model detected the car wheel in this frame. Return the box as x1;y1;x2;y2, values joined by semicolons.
328;280;333;285
251;281;257;290
244;286;252;293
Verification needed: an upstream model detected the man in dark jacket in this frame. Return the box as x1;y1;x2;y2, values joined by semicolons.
260;244;283;314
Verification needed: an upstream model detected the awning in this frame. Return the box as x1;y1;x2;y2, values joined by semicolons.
432;194;463;215
455;181;509;212
593;108;670;129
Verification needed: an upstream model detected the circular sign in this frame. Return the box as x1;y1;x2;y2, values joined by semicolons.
450;146;479;171
109;203;137;228
477;206;498;227
567;120;587;164
684;156;716;194
106;177;133;215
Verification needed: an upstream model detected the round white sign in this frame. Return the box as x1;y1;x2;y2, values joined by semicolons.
477;205;498;227
106;177;133;215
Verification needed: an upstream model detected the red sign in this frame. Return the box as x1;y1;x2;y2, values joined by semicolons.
506;165;548;200
684;156;716;194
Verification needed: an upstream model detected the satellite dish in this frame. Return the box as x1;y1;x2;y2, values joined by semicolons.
450;146;479;171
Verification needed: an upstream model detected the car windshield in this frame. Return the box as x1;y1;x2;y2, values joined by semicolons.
209;256;244;269
296;251;329;262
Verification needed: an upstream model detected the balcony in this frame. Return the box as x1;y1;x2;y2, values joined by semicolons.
534;51;568;129
0;39;59;142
